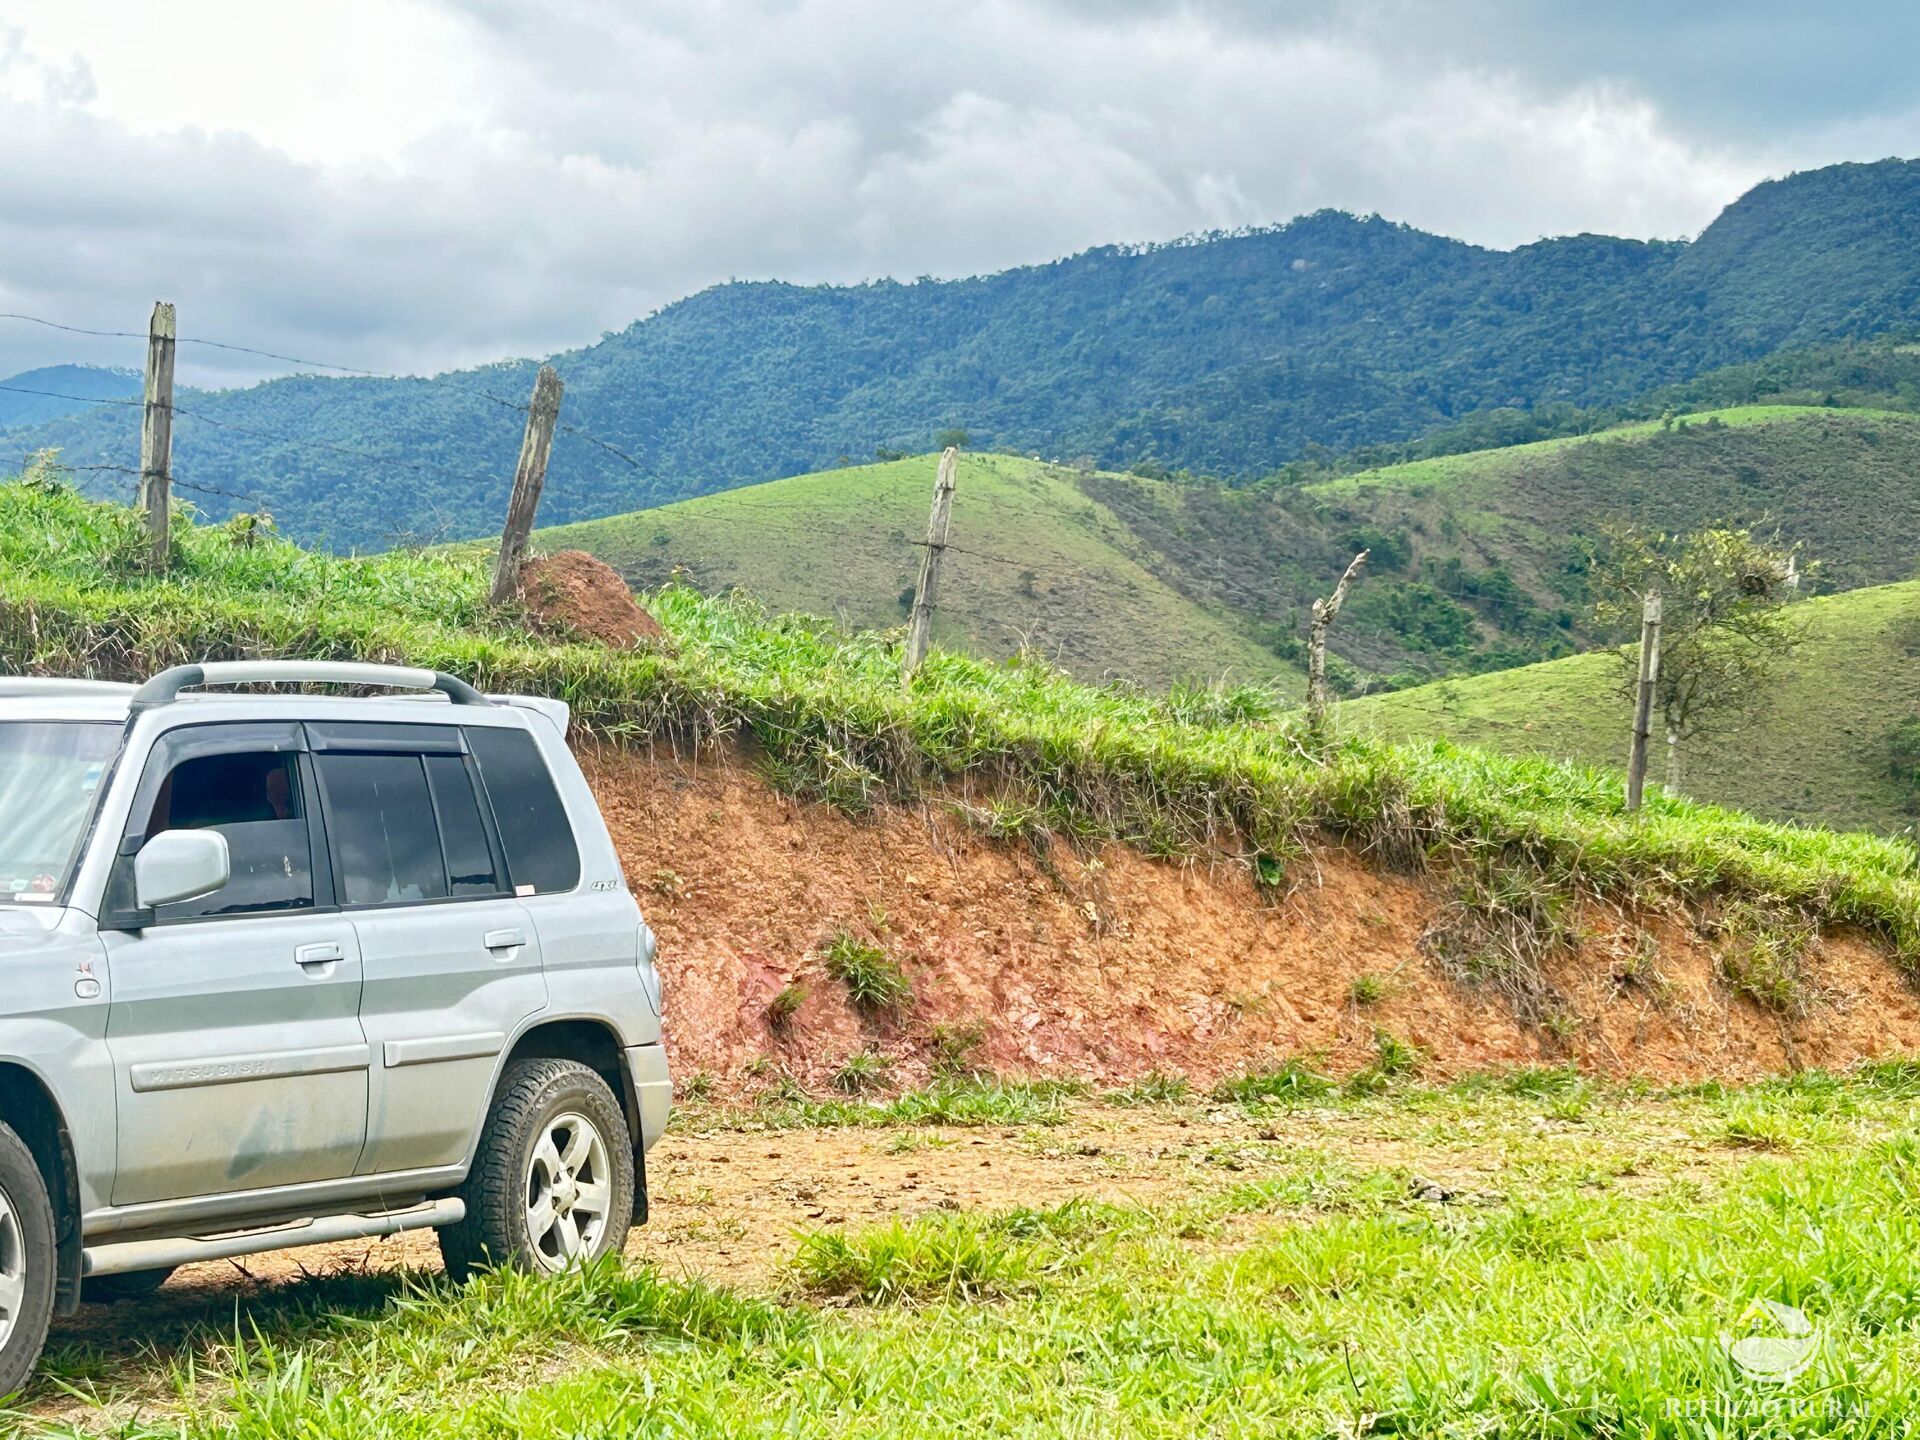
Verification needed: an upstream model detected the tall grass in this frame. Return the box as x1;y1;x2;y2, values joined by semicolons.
5;476;1919;963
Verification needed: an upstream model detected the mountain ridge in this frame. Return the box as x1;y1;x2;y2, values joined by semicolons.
8;157;1920;550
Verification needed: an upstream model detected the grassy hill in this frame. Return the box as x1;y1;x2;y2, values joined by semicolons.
1349;578;1920;835
539;454;1300;692
540;404;1920;691
2;472;1917;967
13;159;1920;550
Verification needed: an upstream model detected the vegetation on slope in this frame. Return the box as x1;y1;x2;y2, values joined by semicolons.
1350;578;1920;836
548;402;1920;690
539;452;1299;691
3;472;1918;967
12;158;1920;549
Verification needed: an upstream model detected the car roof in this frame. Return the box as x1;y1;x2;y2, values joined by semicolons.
0;679;569;734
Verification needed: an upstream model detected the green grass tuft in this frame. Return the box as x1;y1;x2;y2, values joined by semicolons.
823;931;913;1013
792;1216;1043;1302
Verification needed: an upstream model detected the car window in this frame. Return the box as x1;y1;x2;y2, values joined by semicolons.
0;721;117;904
146;750;314;917
316;753;449;907
465;726;580;894
424;754;505;897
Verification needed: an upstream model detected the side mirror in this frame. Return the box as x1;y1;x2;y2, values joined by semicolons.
134;829;230;910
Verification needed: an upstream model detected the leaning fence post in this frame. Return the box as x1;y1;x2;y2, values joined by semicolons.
1626;589;1663;812
902;446;959;683
489;365;565;607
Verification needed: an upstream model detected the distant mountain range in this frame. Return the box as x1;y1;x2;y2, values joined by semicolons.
0;364;137;435
9;157;1920;551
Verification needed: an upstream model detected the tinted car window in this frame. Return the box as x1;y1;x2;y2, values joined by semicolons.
465;726;580;894
149;750;313;917
317;753;449;907
424;754;503;897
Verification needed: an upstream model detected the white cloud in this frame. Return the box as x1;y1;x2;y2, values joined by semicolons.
0;0;1907;385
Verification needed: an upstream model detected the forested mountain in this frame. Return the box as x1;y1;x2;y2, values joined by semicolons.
12;158;1920;551
0;365;138;433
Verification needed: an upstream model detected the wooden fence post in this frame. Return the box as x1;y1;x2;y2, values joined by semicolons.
489;365;565;607
1625;589;1663;812
902;446;959;683
139;301;176;572
1306;549;1368;737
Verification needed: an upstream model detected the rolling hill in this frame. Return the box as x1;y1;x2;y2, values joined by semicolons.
12;158;1920;551
541;402;1920;692
538;453;1301;692
1346;578;1920;836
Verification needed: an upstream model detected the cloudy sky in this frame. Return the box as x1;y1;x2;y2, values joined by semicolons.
2;0;1916;385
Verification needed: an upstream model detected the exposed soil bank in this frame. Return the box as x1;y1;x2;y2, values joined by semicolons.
580;745;1920;1090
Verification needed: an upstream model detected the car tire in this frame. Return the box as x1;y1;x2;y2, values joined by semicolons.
440;1058;634;1281
0;1122;56;1401
80;1267;176;1304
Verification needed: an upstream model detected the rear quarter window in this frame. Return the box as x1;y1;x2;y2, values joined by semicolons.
464;725;580;894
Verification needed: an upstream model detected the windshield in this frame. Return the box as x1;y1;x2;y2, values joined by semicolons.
0;722;119;904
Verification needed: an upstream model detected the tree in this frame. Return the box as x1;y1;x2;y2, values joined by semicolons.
1588;524;1810;793
933;428;970;452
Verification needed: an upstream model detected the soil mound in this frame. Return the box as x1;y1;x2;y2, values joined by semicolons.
518;550;667;649
580;745;1920;1094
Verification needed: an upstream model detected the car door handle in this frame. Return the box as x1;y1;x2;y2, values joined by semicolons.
295;942;344;971
484;928;526;953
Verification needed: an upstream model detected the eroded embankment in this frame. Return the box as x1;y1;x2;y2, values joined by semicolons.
580;744;1920;1090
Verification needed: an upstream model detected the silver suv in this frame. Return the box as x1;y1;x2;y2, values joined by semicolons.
0;661;669;1394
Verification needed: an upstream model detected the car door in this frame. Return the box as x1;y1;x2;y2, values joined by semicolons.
99;721;370;1208
305;724;547;1175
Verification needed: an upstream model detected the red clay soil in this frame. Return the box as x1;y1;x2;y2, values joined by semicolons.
579;743;1920;1092
518;550;668;649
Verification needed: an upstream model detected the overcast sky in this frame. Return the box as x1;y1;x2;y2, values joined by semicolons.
2;0;1916;386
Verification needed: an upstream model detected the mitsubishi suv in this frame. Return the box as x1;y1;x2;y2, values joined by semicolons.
0;661;670;1395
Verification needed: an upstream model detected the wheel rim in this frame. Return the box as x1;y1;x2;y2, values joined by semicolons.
525;1112;613;1271
0;1184;23;1350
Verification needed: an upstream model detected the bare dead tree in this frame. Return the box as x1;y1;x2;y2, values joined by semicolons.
1306;549;1368;738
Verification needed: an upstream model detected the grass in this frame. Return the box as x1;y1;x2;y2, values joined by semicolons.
700;1076;1089;1131
766;982;806;1031
822;932;913;1013
831;1049;889;1094
1212;1058;1339;1106
792;1215;1045;1302
29;1065;1920;1435
4;474;1920;972
541;452;1300;692
540;405;1920;696
1348;972;1387;1006
1351;575;1920;835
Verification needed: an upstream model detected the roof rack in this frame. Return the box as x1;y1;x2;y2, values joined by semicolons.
0;678;137;699
129;661;492;714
